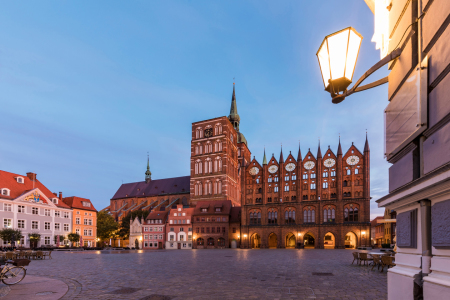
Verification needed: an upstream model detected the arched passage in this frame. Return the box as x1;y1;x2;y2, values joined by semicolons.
268;233;278;248
285;233;296;248
324;232;336;249
345;232;357;249
251;233;261;249
303;233;315;248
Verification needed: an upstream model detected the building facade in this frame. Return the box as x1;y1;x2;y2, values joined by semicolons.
0;171;72;248
363;0;450;298
129;217;143;249
142;210;168;250
371;216;384;247
62;196;98;247
240;139;371;249
166;204;194;249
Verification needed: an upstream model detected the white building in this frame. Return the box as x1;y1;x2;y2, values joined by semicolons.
0;171;72;247
129;216;143;249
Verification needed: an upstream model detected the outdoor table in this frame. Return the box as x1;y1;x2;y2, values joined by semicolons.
369;252;389;256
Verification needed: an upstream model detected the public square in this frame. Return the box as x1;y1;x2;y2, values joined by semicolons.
2;249;387;299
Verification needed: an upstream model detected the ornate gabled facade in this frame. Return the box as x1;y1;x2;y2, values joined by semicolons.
240;136;371;249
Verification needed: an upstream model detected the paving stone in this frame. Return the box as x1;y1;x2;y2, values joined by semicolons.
23;249;387;299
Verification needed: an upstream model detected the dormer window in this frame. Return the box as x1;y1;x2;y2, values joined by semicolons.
82;201;91;207
1;188;10;196
52;198;59;204
201;208;208;212
215;208;222;212
16;177;24;184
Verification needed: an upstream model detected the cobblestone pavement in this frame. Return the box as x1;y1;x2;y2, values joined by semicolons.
22;249;387;300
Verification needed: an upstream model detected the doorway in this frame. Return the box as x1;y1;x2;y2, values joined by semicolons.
285;233;296;248
324;232;335;249
303;233;315;248
251;233;261;249
268;233;278;248
345;232;357;249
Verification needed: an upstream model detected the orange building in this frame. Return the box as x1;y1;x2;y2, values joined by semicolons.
63;196;98;247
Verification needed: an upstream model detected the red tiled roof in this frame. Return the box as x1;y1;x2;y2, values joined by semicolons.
62;196;97;212
0;170;70;209
370;216;384;226
193;200;232;216
146;210;169;222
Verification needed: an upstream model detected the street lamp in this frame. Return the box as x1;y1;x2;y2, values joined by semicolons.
317;27;403;104
317;27;363;96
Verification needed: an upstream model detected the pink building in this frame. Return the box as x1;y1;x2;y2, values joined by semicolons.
166;204;194;250
142;210;168;250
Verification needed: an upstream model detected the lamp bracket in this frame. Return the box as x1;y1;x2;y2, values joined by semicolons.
331;47;402;104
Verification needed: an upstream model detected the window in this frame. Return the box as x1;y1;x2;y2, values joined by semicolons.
4;204;12;212
18;205;25;213
88;219;93;226
310;183;316;190
84;229;88;236
45;222;51;230
274;177;279;182
44;237;50;245
323;182;328;189
347;169;351;175
88;230;92;236
249;212;261;225
1;189;10;196
44;209;50;216
82;201;91;207
284;186;289;192
302;174;308;179
16;177;24;183
323;172;328;177
18;220;25;229
76;218;80;225
292;175;297;180
268;178;273;183
303;209;315;223
344;206;359;222
32;221;39;229
311;173;316;179
323;208;335;223
268;210;277;224
285;210;296;224
331;171;336;177
232;227;236;233
75;228;80;234
55;211;60;217
3;219;12;228
55;223;60;230
285;176;289;181
64;224;69;231
64;212;69;219
274;187;279;192
32;207;38;215
84;219;88;225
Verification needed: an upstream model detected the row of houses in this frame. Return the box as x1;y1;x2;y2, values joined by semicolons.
0;170;98;248
129;200;241;250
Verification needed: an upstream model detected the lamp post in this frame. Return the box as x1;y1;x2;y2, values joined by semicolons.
317;27;403;103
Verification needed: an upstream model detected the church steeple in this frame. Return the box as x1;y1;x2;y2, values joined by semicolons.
364;132;370;152
297;142;302;161
279;145;284;163
228;83;240;131
263;148;267;165
145;155;152;183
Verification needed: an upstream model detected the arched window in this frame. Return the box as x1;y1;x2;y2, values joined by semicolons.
208;160;212;173
344;208;349;222
355;168;359;174
347;169;351;175
304;210;307;222
311;210;315;223
349;207;354;221
257;212;261;224
204;161;208;173
323;209;327;223
219;159;222;171
208;182;212;194
214;160;218;172
197;237;204;245
268;210;277;224
195;145;198;155
249;212;254;225
214;181;218;194
332;208;335;221
195;184;198;195
348;192;351;197
354;207;358;222
219;141;223;151
218;181;222;194
195;161;199;174
199;144;202;154
238;148;241;156
307;210;311;222
343;180;347;187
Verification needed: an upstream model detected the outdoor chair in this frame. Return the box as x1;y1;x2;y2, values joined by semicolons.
5;252;15;260
43;251;52;259
351;252;360;265
371;255;382;271
359;253;373;266
380;255;395;272
35;251;44;260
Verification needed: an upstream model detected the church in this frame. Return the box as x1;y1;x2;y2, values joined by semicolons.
109;83;371;249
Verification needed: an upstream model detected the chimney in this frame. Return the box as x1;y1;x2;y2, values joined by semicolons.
26;172;37;181
53;192;58;197
59;192;63;200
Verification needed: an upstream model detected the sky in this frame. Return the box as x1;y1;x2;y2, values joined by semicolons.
0;0;390;218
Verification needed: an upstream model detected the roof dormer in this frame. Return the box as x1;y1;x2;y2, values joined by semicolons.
1;188;10;196
15;177;24;184
52;198;59;204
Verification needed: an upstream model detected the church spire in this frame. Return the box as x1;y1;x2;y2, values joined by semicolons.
145;154;152;183
317;140;322;158
263;148;267;165
279;145;284;163
228;82;240;131
337;136;343;156
297;141;302;161
364;131;370;152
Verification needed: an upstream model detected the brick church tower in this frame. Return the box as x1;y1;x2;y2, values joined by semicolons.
189;83;246;207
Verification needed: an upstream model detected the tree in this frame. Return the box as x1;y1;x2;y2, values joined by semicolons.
119;210;150;240
68;233;80;246
54;235;65;244
0;228;23;244
28;232;41;248
97;211;119;243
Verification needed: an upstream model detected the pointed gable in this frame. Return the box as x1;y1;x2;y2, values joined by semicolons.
343;143;364;167
285;151;296;164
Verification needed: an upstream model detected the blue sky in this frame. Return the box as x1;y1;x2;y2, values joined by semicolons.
0;0;390;218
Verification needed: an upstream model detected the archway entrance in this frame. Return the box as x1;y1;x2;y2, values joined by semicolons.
135;239;139;249
268;233;278;248
231;239;237;248
303;233;315;248
324;232;335;249
251;233;261;249
285;233;296;248
345;232;357;249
